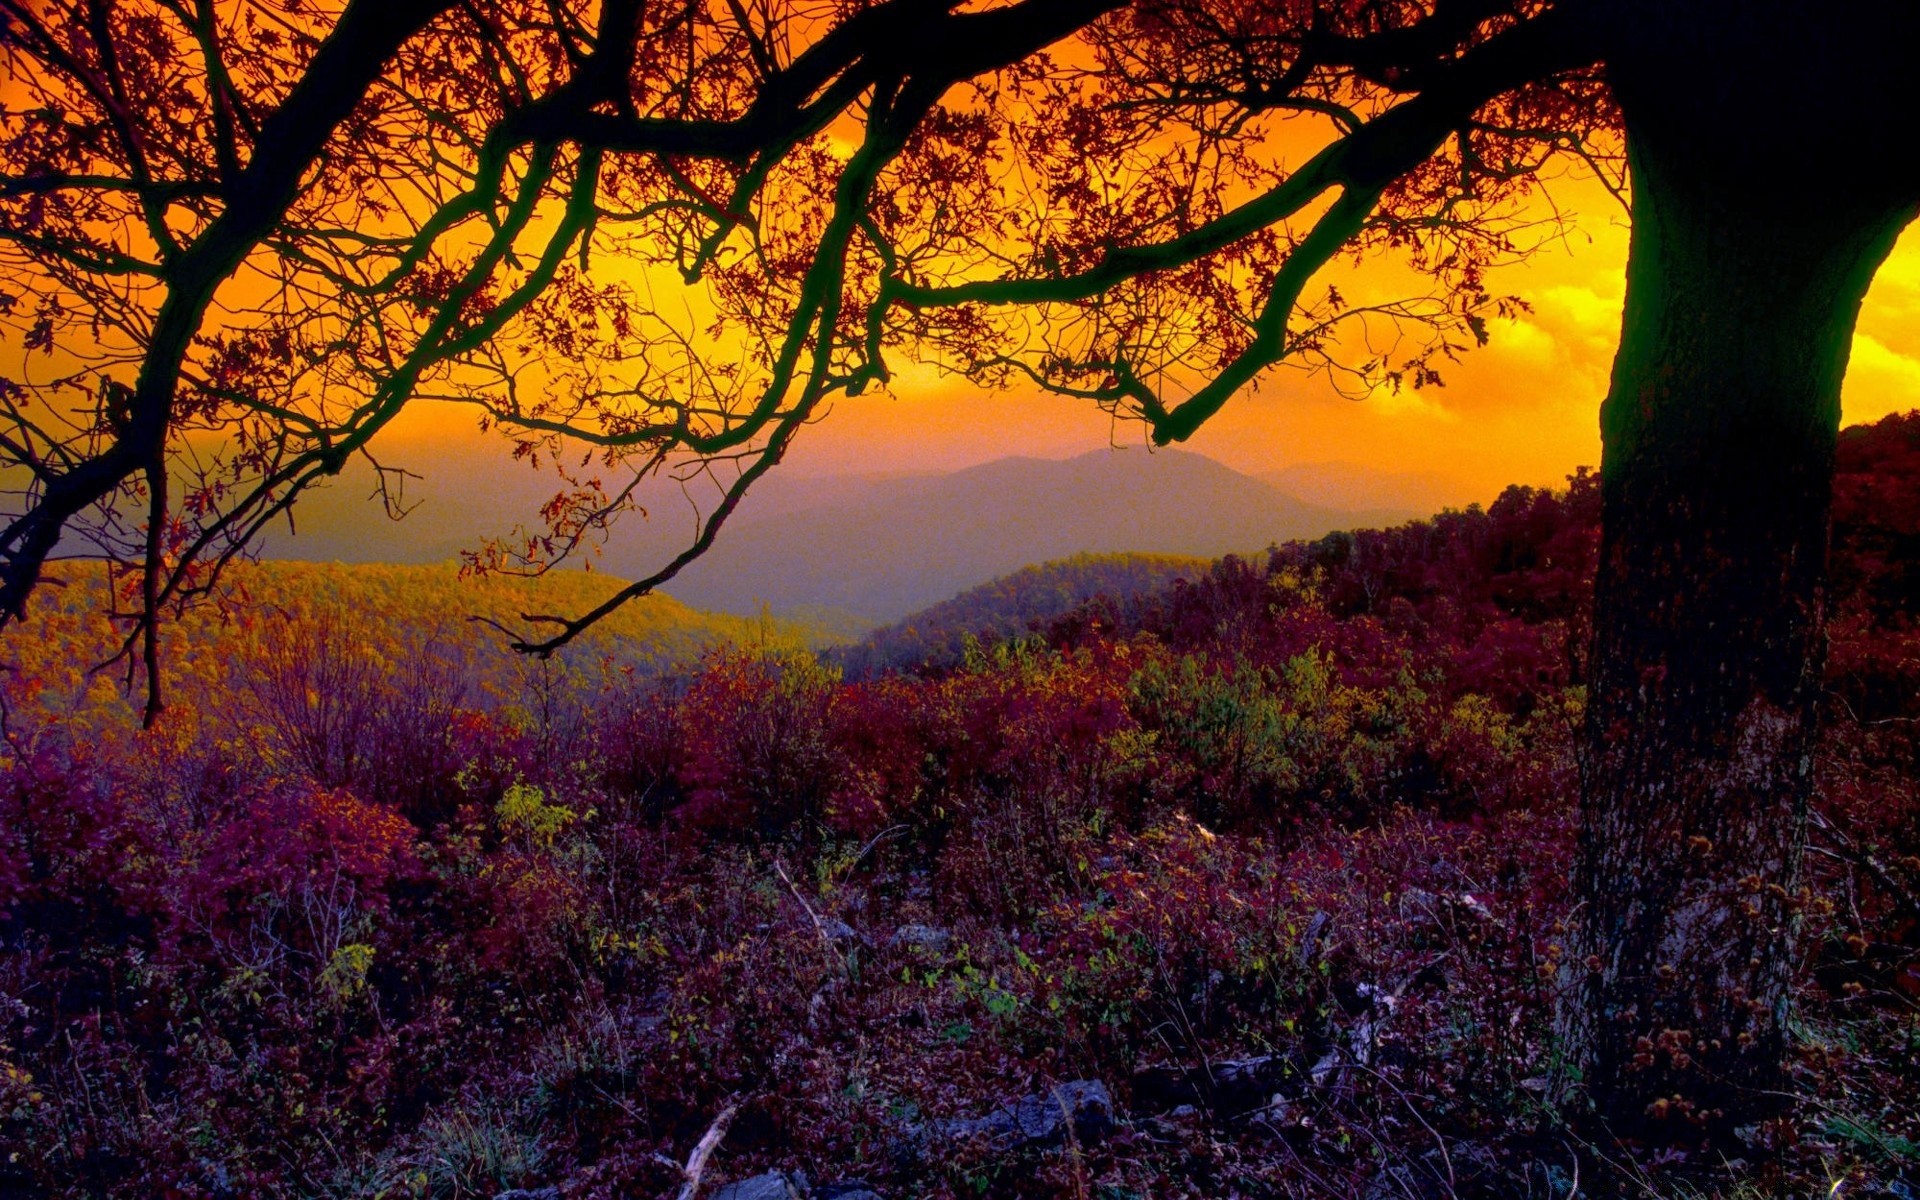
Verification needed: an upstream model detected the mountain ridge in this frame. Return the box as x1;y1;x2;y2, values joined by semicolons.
645;448;1409;620
259;446;1412;623
835;551;1214;678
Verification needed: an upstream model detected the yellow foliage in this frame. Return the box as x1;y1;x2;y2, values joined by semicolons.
318;943;377;1006
495;782;583;849
0;560;815;750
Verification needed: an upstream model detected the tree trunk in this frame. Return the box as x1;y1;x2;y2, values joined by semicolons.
1563;5;1916;1135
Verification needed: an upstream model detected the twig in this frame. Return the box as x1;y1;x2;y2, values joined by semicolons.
835;823;908;885
773;859;831;947
675;1099;742;1200
1054;1082;1091;1200
1809;809;1920;924
1349;1060;1454;1196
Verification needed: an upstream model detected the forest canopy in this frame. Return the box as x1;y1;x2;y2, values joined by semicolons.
0;0;1612;664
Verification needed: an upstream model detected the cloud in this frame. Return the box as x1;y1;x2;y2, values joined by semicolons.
1485;318;1558;368
1536;283;1624;340
1842;332;1920;424
1363;378;1464;422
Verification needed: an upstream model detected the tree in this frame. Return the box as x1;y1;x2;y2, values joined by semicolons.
1558;4;1918;1135
2;0;1915;1135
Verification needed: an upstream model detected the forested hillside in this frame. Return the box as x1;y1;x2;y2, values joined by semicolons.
2;419;1917;1199
3;561;807;767
837;552;1211;678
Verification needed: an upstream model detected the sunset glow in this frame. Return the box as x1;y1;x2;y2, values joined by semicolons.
363;173;1920;513
8;4;1920;1190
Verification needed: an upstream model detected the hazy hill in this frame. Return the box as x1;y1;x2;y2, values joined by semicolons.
642;449;1392;621
8;561;810;736
836;551;1211;677
251;438;926;572
254;444;1404;622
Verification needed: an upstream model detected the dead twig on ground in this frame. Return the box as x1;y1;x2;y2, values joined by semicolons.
675;1099;742;1200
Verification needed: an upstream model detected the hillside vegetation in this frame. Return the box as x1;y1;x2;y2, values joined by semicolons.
6;560;806;761
1;419;1917;1199
837;552;1212;678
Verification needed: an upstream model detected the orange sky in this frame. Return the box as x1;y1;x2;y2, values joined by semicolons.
776;171;1920;504
11;10;1920;518
365;163;1920;512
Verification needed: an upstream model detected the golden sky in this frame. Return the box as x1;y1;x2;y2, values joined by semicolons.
11;9;1920;517
773;170;1920;505
362;163;1920;513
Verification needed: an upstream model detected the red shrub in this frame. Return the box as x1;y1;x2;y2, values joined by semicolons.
170;783;418;971
676;646;846;843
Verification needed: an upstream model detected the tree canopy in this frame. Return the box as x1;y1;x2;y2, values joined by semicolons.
0;0;1614;672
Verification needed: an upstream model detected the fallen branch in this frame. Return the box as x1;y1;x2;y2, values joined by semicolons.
1810;809;1920;925
773;859;832;947
675;1099;742;1200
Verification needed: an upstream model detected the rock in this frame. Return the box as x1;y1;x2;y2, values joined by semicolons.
888;924;952;955
936;1080;1114;1150
1133;1054;1300;1116
711;1173;807;1200
493;1190;561;1200
1400;889;1493;935
1296;910;1331;967
816;1184;884;1200
195;1159;237;1200
818;918;863;945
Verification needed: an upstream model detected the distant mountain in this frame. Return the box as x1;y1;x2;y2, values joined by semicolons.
1259;461;1467;517
638;449;1380;622
837;551;1212;678
252;439;917;569
255;443;1400;624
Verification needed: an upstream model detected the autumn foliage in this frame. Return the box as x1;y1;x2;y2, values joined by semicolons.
1;419;1918;1197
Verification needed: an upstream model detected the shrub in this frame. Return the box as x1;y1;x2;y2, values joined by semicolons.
677;646;845;844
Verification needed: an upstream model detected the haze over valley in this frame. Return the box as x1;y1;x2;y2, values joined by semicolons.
259;446;1434;623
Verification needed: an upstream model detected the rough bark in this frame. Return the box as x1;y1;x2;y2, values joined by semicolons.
1562;0;1919;1137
